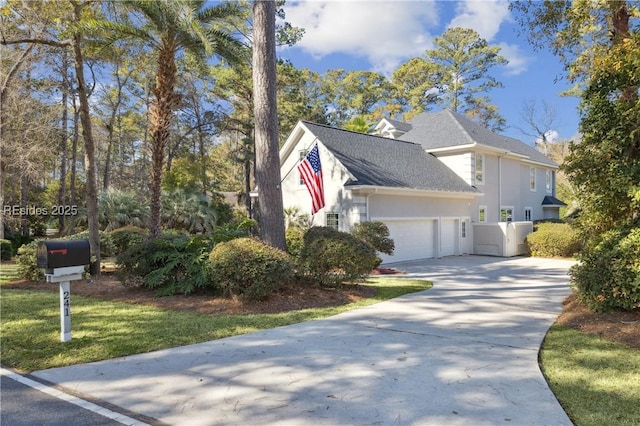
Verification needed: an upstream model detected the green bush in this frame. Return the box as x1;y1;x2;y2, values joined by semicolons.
350;221;395;255
213;218;256;244
109;226;148;255
209;238;294;300
285;227;305;259
299;226;379;287
525;223;582;257
571;227;640;312
1;239;13;260
15;240;43;281
67;231;117;257
116;234;214;296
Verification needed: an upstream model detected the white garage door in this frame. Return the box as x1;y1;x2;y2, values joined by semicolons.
440;219;458;257
380;220;434;263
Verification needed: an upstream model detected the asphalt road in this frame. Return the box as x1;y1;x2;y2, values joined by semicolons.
0;369;151;426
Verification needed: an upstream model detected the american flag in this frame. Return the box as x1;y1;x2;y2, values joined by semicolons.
297;144;325;214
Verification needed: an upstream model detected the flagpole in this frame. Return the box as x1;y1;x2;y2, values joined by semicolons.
280;137;320;183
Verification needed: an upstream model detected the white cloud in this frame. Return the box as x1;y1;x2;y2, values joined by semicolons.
498;42;532;76
536;130;560;144
282;1;440;73
447;0;511;41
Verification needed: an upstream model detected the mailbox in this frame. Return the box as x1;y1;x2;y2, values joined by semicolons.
37;240;90;273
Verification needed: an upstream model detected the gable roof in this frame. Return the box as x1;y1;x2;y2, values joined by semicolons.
300;121;478;194
398;109;558;167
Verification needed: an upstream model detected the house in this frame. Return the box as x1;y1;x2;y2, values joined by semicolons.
279;109;565;263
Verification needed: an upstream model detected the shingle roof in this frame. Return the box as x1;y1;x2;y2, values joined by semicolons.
398;110;558;167
301;121;478;194
383;118;413;133
542;195;567;206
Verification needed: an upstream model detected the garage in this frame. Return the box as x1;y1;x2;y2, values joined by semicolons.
440;218;458;257
379;219;435;263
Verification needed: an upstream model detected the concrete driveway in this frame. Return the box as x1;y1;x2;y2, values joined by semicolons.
33;256;575;426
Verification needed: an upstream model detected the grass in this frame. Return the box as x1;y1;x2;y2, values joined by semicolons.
0;261;21;284
0;275;430;372
540;325;640;426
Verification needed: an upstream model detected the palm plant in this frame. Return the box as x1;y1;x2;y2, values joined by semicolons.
98;190;149;231
105;0;246;238
161;188;217;234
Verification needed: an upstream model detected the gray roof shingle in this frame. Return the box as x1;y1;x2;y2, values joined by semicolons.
398;110;558;167
301;121;478;194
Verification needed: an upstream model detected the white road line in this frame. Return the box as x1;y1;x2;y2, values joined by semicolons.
0;367;150;426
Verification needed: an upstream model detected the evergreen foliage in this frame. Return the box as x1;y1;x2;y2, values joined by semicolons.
209;238;294;300
299;227;379;287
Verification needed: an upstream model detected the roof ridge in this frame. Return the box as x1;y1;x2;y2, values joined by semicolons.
301;120;421;147
445;109;476;145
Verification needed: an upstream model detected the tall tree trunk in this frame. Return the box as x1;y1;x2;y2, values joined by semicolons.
58;51;69;234
68;103;79;235
148;41;179;239
71;0;100;276
252;0;285;250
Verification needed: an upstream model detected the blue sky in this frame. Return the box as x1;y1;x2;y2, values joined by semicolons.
276;0;581;144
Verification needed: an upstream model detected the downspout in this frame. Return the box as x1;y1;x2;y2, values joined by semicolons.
365;188;378;221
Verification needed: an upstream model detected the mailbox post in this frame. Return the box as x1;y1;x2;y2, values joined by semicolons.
37;240;90;342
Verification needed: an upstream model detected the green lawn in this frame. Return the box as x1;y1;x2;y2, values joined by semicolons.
0;262;21;284
540;325;640;426
0;275;430;372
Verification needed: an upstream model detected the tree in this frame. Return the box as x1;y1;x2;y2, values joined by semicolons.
393;27;507;130
1;0;103;274
513;0;640;311
252;0;285;250
109;0;245;238
517;99;560;154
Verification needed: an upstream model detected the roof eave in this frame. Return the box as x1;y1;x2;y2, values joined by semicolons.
346;185;482;199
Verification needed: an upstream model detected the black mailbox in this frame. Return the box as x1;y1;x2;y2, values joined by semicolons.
37;240;90;272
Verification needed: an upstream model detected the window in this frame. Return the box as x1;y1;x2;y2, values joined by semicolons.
326;213;339;230
530;167;536;191
461;221;466;238
479;206;487;223
475;153;484;184
546;170;553;193
298;150;307;185
524;207;532;222
500;207;513;222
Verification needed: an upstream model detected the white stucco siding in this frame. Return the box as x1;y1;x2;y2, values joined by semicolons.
368;194;472;218
436;153;474;185
280;133;351;229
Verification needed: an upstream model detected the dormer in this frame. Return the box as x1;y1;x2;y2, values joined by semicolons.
371;117;413;139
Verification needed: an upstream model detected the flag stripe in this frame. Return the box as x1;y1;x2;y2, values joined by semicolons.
297;144;325;214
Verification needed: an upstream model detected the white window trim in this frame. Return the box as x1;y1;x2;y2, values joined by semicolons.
298;150;307;186
474;153;485;185
478;205;487;223
500;206;514;222
546;170;553;194
524;207;532;222
326;212;339;230
530;167;537;192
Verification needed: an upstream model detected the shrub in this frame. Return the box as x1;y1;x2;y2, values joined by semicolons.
209;238;294;300
525;222;582;258
67;230;117;257
1;239;13;260
299;226;379;287
350;221;395;255
116;234;214;296
15;240;43;281
285;227;305;259
213;218;256;244
109;226;148;255
571;227;640;312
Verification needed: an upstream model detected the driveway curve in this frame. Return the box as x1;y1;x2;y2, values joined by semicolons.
33;256;575;426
